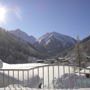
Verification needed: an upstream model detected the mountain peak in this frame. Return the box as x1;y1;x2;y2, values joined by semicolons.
10;29;37;44
12;29;28;36
15;29;21;32
51;31;59;34
37;32;76;56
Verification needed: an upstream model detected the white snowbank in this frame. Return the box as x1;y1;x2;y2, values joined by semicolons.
53;74;90;89
2;62;47;69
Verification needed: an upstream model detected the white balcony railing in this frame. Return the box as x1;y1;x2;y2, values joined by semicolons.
0;64;90;90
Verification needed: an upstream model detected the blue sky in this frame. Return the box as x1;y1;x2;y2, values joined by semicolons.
0;0;90;39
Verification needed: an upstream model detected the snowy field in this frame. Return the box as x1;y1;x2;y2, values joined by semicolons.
0;61;90;90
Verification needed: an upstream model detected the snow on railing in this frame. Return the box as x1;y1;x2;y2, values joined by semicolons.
0;64;90;89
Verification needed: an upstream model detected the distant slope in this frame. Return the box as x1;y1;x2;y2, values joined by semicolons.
0;28;42;64
58;35;90;58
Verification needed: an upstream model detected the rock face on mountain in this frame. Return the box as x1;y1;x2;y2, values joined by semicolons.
10;29;37;44
37;32;76;56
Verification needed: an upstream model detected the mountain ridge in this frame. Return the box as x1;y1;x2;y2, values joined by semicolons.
10;29;37;44
10;29;76;57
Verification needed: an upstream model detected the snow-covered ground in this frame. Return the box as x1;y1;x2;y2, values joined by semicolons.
2;62;47;69
0;61;90;90
0;63;74;88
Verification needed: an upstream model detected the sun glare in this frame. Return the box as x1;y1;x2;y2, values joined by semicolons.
0;6;7;23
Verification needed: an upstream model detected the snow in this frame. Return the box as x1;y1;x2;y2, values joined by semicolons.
0;63;75;88
80;69;90;74
87;66;90;69
53;74;90;89
0;61;90;90
2;62;47;69
0;62;47;88
38;32;76;46
38;33;50;43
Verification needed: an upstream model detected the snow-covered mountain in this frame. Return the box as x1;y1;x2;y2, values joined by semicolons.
10;29;37;44
37;32;76;56
10;29;76;57
38;32;75;45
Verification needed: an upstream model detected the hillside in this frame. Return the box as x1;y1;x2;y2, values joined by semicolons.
10;29;37;44
56;36;90;66
82;35;90;56
0;28;42;64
